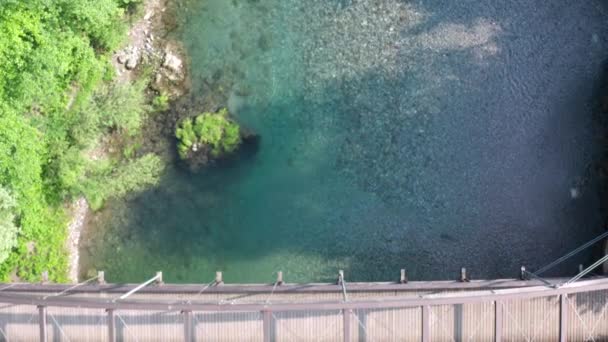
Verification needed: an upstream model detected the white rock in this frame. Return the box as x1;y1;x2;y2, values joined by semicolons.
125;55;139;70
163;51;183;73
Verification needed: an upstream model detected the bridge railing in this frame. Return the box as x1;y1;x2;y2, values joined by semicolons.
1;277;608;341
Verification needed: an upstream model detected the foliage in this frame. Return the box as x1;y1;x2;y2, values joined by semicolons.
93;81;148;134
0;187;19;265
0;114;68;282
175;109;242;159
81;154;164;211
152;93;170;112
0;0;135;281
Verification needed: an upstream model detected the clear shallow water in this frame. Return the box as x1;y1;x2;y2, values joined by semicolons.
81;0;608;283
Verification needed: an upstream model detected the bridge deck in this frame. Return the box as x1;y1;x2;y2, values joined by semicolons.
0;277;607;341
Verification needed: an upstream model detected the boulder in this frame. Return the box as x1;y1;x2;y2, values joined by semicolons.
125;53;139;70
163;50;183;73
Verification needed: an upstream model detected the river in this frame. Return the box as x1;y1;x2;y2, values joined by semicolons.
80;0;608;283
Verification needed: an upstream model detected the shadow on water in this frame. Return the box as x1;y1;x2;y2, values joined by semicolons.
81;0;608;283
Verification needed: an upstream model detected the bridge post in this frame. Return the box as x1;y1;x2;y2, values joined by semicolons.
400;269;408;284
183;310;193;342
107;309;116;342
421;305;430;342
38;305;47;342
343;309;351;342
495;300;503;342
460;268;468;282
559;294;567;342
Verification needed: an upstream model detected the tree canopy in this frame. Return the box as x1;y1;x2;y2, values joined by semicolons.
0;0;135;281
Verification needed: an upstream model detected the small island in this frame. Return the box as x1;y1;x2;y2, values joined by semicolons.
175;108;243;170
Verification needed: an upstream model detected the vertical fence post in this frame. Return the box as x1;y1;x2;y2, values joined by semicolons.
107;309;116;342
559;295;568;342
400;269;408;284
495;301;503;342
183;310;193;342
343;309;351;342
38;305;47;342
263;310;272;342
422;305;430;342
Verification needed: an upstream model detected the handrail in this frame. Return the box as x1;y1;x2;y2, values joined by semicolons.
0;278;571;294
1;277;607;312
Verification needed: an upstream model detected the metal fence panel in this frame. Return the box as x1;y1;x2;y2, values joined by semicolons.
0;303;39;341
429;302;495;342
567;289;608;341
193;311;263;341
46;306;107;341
112;309;183;341
350;307;422;342
502;295;560;342
273;309;342;341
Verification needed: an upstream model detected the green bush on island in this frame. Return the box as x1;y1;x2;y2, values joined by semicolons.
175;108;242;159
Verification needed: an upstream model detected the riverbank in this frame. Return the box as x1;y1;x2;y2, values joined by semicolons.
64;0;189;282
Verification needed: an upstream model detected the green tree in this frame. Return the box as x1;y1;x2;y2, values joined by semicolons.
0;0;138;281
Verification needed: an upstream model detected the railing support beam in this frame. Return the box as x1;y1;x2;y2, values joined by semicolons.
495;301;503;342
422;305;430;342
343;309;351;342
183;310;193;342
560;294;567;342
107;309;116;342
38;305;47;342
263;310;272;342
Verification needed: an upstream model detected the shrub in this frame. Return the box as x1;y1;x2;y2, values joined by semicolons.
96;80;149;134
152;93;170;111
175;108;241;159
81;154;164;211
0;187;19;265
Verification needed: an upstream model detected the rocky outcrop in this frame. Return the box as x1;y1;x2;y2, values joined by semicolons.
116;46;141;70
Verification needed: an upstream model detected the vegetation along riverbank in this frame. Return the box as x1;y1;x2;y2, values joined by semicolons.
0;0;211;282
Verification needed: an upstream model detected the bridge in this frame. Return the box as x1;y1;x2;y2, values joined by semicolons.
0;271;608;341
2;231;608;341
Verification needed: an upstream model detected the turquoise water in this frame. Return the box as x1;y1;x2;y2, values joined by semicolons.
81;0;608;283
